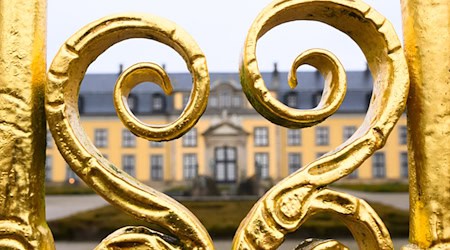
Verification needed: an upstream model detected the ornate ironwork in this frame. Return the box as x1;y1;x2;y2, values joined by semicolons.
233;0;408;249
0;0;448;249
46;14;212;249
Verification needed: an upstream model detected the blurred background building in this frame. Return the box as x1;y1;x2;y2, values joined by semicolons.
45;64;407;188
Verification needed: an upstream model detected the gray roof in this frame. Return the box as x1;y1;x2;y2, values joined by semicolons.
78;70;373;115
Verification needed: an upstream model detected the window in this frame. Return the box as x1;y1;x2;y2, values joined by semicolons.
286;93;298;107
152;94;164;111
65;164;79;184
232;95;241;107
122;155;136;177
215;146;237;182
288;153;302;174
183;128;197;147
150;141;163;148
128;94;137;112
372;152;386;178
255;153;269;179
210;95;218;107
315;127;329;146
400;152;408;178
46;130;53;148
287;129;301;146
343;126;356;141
45;156;52;182
219;91;232;107
122;129;136;147
151;155;163;181
94;128;108;148
254;127;268;146
399;125;407;145
183;154;198;180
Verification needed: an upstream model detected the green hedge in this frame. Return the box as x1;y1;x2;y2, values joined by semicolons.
46;185;95;195
332;182;409;192
49;199;408;241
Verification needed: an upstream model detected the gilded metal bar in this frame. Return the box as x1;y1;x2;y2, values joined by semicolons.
0;0;54;249
401;0;450;249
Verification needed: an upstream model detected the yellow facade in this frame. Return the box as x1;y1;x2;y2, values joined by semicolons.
46;110;407;186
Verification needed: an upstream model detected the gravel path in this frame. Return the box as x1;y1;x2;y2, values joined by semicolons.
46;195;108;221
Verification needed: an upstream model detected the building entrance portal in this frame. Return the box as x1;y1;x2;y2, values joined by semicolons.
203;121;249;183
214;146;237;183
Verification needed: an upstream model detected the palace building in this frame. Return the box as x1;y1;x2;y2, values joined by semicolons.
45;65;407;187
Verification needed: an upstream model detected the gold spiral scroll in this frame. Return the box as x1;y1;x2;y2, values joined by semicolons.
46;14;212;249
234;0;409;249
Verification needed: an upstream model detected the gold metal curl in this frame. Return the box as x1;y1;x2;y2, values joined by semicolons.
287;48;347;127
114;62;177;141
114;60;208;142
95;227;181;250
234;0;409;249
46;14;212;249
241;46;347;128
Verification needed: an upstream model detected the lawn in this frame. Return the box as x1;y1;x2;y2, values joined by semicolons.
48;199;408;241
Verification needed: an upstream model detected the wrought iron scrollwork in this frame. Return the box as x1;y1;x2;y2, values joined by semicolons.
46;14;212;249
233;0;409;249
45;1;410;249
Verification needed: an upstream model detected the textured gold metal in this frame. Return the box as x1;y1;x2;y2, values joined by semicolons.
0;1;54;249
234;0;409;249
400;0;450;249
95;227;181;250
2;0;447;249
113;60;208;141
46;14;213;249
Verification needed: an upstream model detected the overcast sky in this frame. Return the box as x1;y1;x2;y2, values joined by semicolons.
48;1;403;73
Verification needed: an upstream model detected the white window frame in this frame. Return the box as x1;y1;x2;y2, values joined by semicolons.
315;127;329;146
122;129;136;148
255;153;269;179
183;128;197;147
288;153;301;174
287;93;298;107
151;155;164;181
372;152;386;178
122;155;136;177
183;154;198;180
152;94;163;111
45;155;52;182
254;127;269;146
94;128;108;148
287;129;301;146
399;125;407;145
343;126;356;141
400;152;408;178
